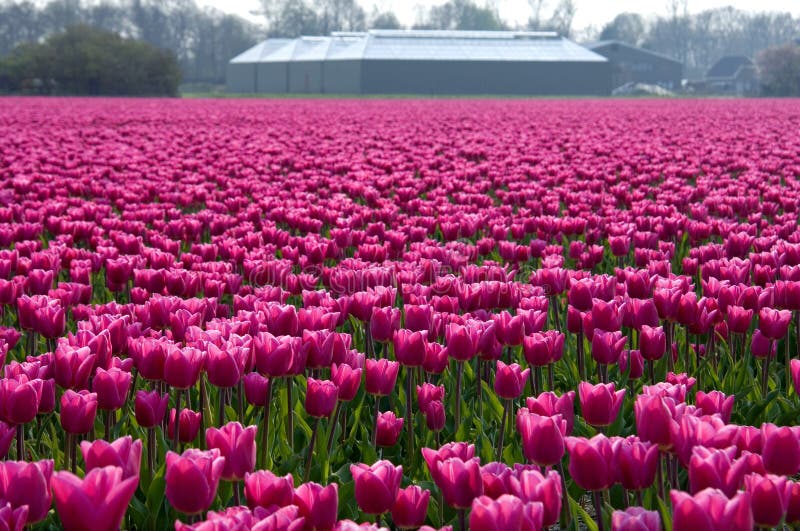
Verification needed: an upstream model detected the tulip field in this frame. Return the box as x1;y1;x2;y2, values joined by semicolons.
3;96;800;530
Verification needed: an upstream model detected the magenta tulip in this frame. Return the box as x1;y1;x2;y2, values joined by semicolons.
165;448;226;515
205;422;257;481
51;466;138;531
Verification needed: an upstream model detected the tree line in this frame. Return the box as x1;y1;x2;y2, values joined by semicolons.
0;0;798;91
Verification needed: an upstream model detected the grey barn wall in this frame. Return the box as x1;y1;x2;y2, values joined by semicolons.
288;61;324;93
591;44;682;89
226;63;257;93
359;60;611;95
256;63;288;93
323;60;362;94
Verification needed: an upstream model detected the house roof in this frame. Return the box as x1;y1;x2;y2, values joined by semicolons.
586;40;682;65
706;55;753;79
230;30;608;64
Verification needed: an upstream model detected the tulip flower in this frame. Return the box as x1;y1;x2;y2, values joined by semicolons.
392;485;430;529
364;358;399;396
350;460;403;515
375;411;404;447
516;410;566;467
591;329;627;370
671;488;753;531
494;360;529;400
744;473;791;528
510;469;563;527
243;372;270;407
695;390;734;423
0;422;14;460
565;435;614;491
205;422;257;482
578;381;625;428
0;459;54;524
205;342;244;389
370;306;401;343
294;482;338;531
163;346;204;390
614;437;659;492
526;391;575;435
762;423;800;475
433;456;483;509
611;507;661;531
165;448;226;515
0;376;42;425
394;329;426;367
304;378;338;481
0;502;27;531
423;400;445;434
168;408;202;445
244;470;294;509
80;436;142;480
758;307;792;339
53;344;96;390
60;389;97;471
51;466;138;531
469;494;526;531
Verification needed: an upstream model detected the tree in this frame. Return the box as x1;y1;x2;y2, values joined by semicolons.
547;0;576;37
0;24;181;95
599;13;646;45
370;10;401;30
757;43;800;96
419;0;506;31
527;0;547;29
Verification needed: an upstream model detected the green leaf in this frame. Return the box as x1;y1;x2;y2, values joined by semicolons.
569;496;599;531
146;470;166;516
657;495;673;531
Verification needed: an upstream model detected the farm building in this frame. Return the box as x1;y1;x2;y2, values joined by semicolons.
586;40;683;91
226;30;612;96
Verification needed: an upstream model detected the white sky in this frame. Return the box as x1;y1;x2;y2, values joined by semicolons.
196;0;800;30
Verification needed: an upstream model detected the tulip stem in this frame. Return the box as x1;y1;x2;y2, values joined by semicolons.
786;327;792;393
233;481;241;506
237;381;244;422
557;461;573;528
147;427;155;479
304;417;321;483
496;399;509;461
406;366;414;464
15;424;23;460
577;329;585;381
547;363;554;391
64;432;71;471
762;349;772;399
104;409;114;440
260;378;273;469
70;434;77;474
286;378;293;452
173;389;182;451
457;508;466;531
454;361;464;435
326;401;342;456
592;491;605;531
370;395;380;448
199;376;207;448
218;388;227;426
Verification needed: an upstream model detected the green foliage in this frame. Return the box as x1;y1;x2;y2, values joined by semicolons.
0;24;181;96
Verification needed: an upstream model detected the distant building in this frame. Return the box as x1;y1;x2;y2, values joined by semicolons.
702;56;757;96
586;40;683;91
226;30;612;96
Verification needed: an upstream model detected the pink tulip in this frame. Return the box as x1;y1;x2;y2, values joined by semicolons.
578;381;625;427
294;482;338;531
375;411;404;447
305;378;338;418
134;390;169;428
60;390;98;434
391;485;430;529
80;436;142;480
51;466;138;531
244;470;294;509
565;435;615;491
350;460;403;515
494;360;530;400
165;448;226;515
205;421;257;481
0;459;54;523
611;507;661;531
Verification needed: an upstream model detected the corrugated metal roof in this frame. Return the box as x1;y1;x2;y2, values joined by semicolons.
230;30;607;64
230;39;293;63
586;40;682;65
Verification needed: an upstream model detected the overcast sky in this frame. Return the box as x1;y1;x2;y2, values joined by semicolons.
196;0;800;30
